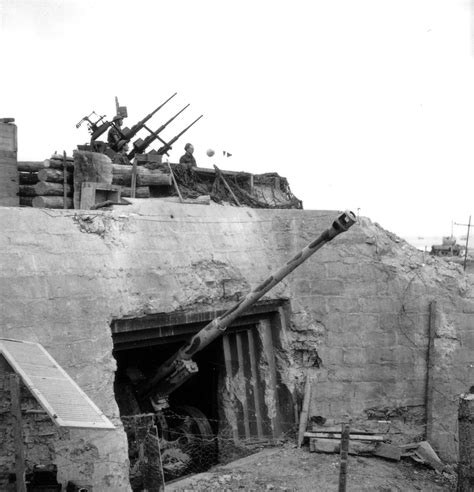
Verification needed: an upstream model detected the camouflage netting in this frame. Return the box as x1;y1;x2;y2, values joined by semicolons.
170;164;303;209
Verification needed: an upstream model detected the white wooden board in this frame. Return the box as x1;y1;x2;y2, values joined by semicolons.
0;338;114;429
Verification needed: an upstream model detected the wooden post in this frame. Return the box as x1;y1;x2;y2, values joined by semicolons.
297;374;312;447
458;393;474;491
214;165;241;206
131;158;137;199
62;151;68;209
167;162;183;203
338;424;350;492
9;374;26;492
425;300;436;441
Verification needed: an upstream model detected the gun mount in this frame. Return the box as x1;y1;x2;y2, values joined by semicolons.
76;111;111;141
137;210;356;406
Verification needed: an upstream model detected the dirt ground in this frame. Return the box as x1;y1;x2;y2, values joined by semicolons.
166;443;456;492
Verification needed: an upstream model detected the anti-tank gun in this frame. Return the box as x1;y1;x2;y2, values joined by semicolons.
120;210;355;483
136;210;356;407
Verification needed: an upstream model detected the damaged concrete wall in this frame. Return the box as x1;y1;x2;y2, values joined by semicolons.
0;200;472;489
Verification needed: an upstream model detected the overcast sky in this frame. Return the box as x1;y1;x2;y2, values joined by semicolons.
1;0;473;238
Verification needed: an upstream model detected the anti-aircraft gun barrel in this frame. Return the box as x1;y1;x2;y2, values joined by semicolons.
156;114;203;156
137;210;356;402
127;104;190;160
116;92;177;150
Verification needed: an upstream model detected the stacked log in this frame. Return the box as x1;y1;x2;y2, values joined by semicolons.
111;163;171;198
17;154;172;207
17;155;74;208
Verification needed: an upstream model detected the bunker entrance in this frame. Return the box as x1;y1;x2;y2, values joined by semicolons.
111;301;294;486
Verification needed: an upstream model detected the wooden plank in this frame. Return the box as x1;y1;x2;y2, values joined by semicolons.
9;374;26;492
298;374;312;447
311;425;376;434
120;186;150;198
374;442;402;461
304;431;385;441
214;164;241;206
0;339;114;429
247;329;264;439
309;437;376;455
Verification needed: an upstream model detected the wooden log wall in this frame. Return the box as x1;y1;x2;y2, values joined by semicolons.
18;155;74;209
17;154;172;208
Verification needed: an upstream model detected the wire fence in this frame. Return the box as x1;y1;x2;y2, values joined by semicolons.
122;410;293;492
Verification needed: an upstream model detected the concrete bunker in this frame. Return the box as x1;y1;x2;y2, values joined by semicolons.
111;300;295;485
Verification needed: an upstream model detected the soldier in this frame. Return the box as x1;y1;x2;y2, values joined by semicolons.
179;143;197;167
107;115;125;152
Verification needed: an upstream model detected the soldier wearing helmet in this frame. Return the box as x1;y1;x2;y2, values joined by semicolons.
107;115;125;152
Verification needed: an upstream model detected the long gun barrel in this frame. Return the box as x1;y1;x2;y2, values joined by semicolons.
127;104;190;160
156;115;203;156
114;93;177;152
137;210;356;401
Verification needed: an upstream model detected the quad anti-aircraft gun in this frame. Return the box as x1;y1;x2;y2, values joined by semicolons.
76;94;203;163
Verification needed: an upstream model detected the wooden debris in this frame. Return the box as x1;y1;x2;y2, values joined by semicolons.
414;441;445;471
304;431;385;442
214;164;241;206
298;375;312;448
374;442;402;461
309;438;376;455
